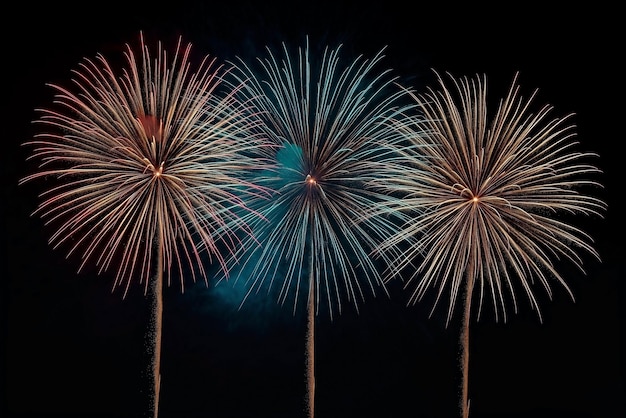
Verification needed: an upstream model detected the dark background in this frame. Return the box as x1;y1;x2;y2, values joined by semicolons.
4;1;624;417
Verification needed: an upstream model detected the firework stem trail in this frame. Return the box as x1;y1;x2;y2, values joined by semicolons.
306;248;315;418
152;227;163;418
460;257;475;418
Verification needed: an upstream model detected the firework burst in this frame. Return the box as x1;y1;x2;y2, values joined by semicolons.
20;32;271;417
222;38;416;417
371;71;606;418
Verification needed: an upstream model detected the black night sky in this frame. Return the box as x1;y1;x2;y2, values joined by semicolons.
4;2;624;418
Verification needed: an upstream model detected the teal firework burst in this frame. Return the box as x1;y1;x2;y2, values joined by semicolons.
224;39;417;318
222;38;418;417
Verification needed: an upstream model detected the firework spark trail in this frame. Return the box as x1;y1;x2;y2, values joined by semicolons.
371;71;606;418
220;38;420;417
21;32;272;417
